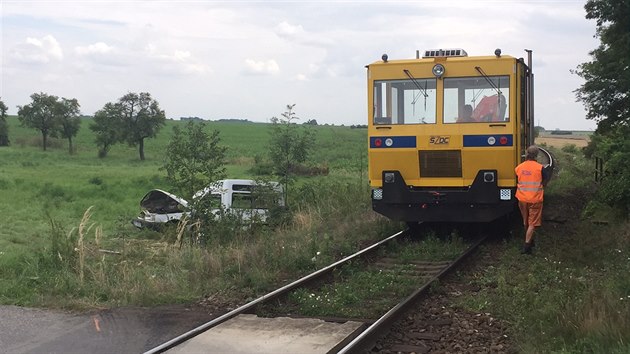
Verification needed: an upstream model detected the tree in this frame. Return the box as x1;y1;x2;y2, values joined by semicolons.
17;92;59;151
0;98;8;146
162;121;227;199
91;102;123;158
574;0;630;133
268;104;315;204
574;0;630;213
118;92;166;160
53;98;81;154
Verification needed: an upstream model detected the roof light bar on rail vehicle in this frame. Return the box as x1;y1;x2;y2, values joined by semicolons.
422;48;468;58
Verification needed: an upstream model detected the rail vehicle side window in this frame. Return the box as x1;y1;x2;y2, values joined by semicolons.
373;79;437;125
443;76;510;124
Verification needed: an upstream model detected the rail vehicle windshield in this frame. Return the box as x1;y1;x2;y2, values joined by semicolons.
373;79;437;125
444;76;510;124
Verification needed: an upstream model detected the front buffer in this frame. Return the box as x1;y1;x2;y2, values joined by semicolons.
372;170;516;223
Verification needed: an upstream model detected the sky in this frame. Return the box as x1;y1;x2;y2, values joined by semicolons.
1;0;600;130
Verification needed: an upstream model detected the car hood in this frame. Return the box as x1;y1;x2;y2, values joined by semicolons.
140;189;188;213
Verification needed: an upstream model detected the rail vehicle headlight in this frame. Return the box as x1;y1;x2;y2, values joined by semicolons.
385;138;393;147
487;136;496;145
432;64;445;78
483;172;495;183
499;136;508;145
374;138;383;147
372;188;383;200
384;172;395;184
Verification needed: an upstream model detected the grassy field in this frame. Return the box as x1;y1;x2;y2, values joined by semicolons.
0;116;367;252
458;145;630;353
0;115;386;308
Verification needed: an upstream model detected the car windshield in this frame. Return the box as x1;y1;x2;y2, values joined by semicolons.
140;190;187;213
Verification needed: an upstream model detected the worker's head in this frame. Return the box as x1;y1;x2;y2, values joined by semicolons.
526;145;539;160
463;104;473;118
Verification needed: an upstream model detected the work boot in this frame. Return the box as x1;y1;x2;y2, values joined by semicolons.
521;242;533;255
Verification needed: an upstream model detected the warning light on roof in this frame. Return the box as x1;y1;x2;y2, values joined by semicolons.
423;48;468;58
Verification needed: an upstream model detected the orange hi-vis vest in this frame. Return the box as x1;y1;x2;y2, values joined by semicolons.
515;160;544;203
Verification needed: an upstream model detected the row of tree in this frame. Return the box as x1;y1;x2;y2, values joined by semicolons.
0;92;165;160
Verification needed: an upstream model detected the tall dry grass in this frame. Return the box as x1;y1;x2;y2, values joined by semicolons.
10;179;397;309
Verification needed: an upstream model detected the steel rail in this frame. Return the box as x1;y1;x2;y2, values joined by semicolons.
143;230;407;354
336;234;489;354
539;146;554;169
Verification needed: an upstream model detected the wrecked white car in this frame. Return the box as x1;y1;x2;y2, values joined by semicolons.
132;179;284;229
132;189;188;229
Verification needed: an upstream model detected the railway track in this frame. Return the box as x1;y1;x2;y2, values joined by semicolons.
144;229;489;354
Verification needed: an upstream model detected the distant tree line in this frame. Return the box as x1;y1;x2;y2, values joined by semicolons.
216;118;251;123
550;130;573;135
3;92;165;160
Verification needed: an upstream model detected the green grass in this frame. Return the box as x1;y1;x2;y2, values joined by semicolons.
287;236;468;318
0;116;377;308
456;147;630;353
0;116;367;252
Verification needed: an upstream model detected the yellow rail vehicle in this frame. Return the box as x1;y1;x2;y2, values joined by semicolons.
368;49;535;223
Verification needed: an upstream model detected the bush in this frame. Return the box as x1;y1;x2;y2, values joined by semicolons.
588;127;630;214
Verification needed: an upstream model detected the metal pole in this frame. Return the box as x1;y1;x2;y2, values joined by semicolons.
525;49;535;146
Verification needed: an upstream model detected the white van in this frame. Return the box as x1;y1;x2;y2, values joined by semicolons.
132;179;284;229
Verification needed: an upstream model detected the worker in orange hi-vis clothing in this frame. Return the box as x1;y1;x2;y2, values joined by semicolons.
515;145;552;255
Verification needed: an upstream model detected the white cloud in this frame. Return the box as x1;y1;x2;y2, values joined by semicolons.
143;45;210;75
75;42;113;56
275;21;304;37
11;35;63;64
274;20;333;48
0;1;599;129
243;59;280;75
173;50;191;62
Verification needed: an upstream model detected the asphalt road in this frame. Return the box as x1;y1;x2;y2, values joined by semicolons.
0;305;215;354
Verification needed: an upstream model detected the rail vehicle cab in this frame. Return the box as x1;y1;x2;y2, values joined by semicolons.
368;48;535;223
